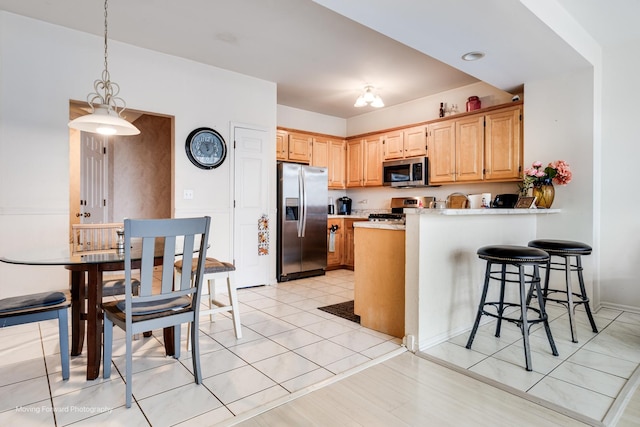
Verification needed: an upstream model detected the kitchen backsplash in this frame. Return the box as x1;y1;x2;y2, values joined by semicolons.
328;181;520;211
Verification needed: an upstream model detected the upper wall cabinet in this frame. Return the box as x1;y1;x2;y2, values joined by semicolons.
383;126;427;160
276;130;311;164
428;104;522;184
346;135;384;187
311;136;346;189
484;106;522;181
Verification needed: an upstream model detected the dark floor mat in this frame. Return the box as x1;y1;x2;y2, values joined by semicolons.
317;300;360;324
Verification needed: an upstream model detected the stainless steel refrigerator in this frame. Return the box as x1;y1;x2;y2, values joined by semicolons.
277;162;328;282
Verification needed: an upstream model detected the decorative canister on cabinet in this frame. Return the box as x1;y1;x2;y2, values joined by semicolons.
466;96;481;111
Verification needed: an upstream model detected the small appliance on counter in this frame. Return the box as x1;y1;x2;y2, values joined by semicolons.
337;196;352;215
492;194;519;208
328;197;335;214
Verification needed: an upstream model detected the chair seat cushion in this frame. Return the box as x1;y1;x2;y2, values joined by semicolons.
175;257;235;274
116;296;191;315
100;278;141;297
0;291;67;314
477;245;549;263
528;239;592;255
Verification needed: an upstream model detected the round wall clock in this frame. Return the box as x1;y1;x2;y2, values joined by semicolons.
185;127;227;169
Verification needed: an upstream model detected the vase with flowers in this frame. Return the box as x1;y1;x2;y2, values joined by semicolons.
520;160;572;208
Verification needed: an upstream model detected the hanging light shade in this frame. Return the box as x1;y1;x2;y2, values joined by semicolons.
354;85;384;108
68;0;139;136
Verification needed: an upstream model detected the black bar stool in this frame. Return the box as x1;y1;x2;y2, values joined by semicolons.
527;239;598;343
466;245;559;371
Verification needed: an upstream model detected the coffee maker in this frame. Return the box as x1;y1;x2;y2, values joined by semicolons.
337;196;352;215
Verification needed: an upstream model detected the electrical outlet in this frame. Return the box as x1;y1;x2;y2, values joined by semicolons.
183;189;194;200
359;199;368;204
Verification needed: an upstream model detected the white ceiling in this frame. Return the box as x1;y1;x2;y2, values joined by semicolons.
0;0;637;119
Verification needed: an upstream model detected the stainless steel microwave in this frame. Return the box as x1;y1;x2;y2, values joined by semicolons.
383;157;430;188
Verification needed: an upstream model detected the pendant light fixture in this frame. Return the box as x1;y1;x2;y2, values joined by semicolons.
68;0;139;136
354;85;384;108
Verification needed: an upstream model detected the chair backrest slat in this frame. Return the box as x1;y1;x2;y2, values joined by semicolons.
72;223;124;254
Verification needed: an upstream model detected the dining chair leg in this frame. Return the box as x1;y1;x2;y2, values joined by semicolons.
227;275;242;339
173;325;181;359
103;315;113;379
58;307;70;380
125;328;133;408
191;319;202;384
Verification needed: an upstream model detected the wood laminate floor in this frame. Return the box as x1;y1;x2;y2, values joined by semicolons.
230;351;640;427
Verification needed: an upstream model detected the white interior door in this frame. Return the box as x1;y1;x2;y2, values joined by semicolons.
80;132;108;224
233;125;271;288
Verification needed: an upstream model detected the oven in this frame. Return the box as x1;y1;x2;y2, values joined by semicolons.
382;157;430;188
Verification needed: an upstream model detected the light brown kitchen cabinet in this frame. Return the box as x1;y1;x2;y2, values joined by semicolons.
288;132;311;163
344;218;359;268
327;218;343;269
455;115;485;182
428;120;456;183
346;139;364;187
347;135;383;187
328;139;346;188
354;227;405;338
383;130;404;160
383;126;427;160
311;136;346;189
484;106;522;181
428;104;522;184
276;130;311;163
276;130;288;161
326;217;367;270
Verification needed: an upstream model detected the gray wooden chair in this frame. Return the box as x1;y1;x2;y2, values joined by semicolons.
0;290;71;379
102;216;210;408
175;257;242;351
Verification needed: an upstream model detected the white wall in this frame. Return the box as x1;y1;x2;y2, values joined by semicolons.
599;39;640;310
522;70;597;306
0;12;276;296
347;81;515;136
277;105;346;137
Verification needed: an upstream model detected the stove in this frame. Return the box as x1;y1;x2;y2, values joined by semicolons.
368;212;406;223
390;196;435;212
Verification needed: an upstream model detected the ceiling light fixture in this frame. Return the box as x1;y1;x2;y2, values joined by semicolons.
461;51;485;61
354;85;384;108
68;0;139;136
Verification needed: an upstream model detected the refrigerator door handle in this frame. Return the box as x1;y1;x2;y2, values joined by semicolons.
300;168;308;238
297;168;305;237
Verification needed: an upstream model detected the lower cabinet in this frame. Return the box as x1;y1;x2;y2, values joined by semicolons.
327;218;343;268
354;227;406;338
326;217;367;270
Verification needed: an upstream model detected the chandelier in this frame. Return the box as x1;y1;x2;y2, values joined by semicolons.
68;0;139;136
354;85;384;108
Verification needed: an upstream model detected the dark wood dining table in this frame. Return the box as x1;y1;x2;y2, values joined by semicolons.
0;242;177;380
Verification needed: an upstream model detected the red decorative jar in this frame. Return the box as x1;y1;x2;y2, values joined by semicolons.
466;96;481;112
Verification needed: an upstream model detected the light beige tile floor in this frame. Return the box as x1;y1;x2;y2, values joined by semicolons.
3;268;639;426
0;269;403;426
422;302;640;425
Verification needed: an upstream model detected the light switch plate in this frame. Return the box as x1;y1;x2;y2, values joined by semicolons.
183;189;194;200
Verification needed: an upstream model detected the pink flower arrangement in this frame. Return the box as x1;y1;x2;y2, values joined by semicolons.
521;160;572;194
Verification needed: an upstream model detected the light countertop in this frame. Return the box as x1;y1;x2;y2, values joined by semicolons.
353;222;405;230
405;208;561;216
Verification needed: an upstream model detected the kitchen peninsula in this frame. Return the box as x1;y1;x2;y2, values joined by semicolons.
352;208;559;349
403;208;559;351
